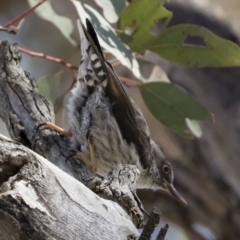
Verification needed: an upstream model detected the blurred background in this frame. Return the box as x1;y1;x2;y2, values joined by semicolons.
1;0;240;239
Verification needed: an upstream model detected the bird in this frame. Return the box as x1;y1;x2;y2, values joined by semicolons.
41;19;187;205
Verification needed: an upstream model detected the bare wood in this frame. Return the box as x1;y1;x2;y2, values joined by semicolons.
138;207;161;240
0;134;138;240
156;224;169;240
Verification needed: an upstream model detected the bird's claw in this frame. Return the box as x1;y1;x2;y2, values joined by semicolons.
35;122;48;133
35;122;72;139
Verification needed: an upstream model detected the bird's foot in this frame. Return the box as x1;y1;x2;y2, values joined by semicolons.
74;153;97;174
87;135;98;174
68;134;98;174
88;163;145;228
36;122;72;139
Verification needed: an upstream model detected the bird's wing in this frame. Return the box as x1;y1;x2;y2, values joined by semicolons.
78;19;151;168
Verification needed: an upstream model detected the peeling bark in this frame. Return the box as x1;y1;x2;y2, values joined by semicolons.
0;134;138;240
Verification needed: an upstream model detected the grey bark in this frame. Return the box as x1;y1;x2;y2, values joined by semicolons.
0;134;138;240
138;207;161;240
0;41;91;183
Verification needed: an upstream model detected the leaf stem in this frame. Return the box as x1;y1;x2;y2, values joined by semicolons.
119;77;141;86
0;41;136;86
18;46;79;70
3;0;47;28
112;60;121;67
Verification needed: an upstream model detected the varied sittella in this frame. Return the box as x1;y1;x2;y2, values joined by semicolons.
41;19;187;205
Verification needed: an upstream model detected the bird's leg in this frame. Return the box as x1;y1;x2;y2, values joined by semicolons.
88;137;97;174
75;153;94;171
69;132;97;173
75;149;97;174
37;122;72;139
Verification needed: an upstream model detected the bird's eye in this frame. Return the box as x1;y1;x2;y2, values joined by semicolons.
162;165;170;174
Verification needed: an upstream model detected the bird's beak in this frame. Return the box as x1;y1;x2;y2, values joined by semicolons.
164;181;187;205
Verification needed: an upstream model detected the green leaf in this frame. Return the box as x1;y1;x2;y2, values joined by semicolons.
148;24;240;67
27;0;77;46
72;0;144;80
140;82;212;137
94;0;126;23
118;0;240;67
117;0;172;51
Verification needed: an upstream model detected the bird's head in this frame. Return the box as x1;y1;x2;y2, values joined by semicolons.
148;142;187;205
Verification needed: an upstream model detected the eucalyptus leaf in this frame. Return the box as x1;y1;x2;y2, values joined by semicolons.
185;118;202;138
140;82;212;137
94;0;126;23
71;0;144;80
149;24;240;67
27;0;77;46
118;0;172;51
118;0;240;67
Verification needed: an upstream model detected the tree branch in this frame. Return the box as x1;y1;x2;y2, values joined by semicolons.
18;46;79;70
0;134;138;240
139;207;161;240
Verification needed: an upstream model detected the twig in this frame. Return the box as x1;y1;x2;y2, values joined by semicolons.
119;77;142;86
9;25;18;31
112;60;121;67
0;41;138;87
0;40;78;71
3;0;47;28
156;224;169;240
18;46;78;70
139;207;161;240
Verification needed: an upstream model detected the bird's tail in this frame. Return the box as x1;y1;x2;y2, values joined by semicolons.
77;19;108;90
